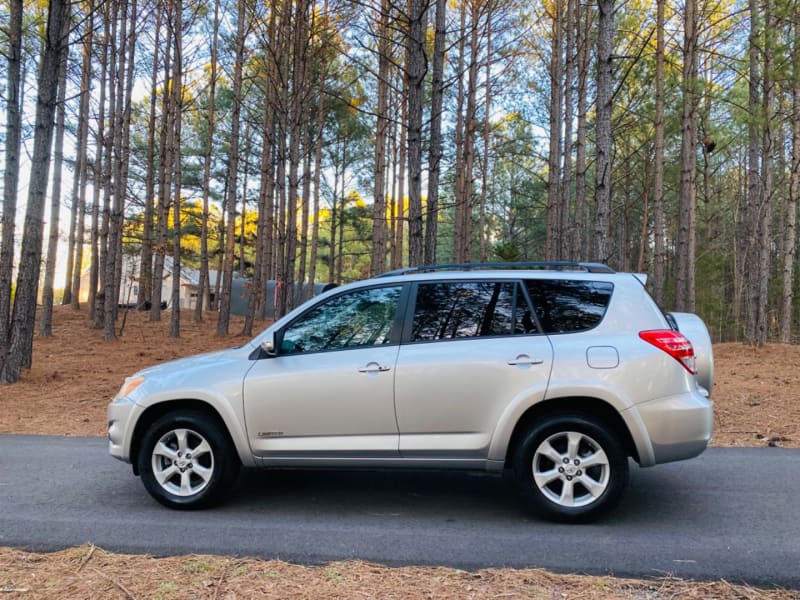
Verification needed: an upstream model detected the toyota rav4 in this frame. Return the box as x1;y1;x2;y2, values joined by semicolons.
108;262;713;522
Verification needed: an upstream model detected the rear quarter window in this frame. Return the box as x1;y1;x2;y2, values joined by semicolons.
525;280;613;333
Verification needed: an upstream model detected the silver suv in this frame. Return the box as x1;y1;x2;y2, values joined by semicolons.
108;262;713;522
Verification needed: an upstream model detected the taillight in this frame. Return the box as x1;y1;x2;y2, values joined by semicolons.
639;329;697;374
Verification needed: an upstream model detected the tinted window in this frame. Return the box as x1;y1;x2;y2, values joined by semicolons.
281;286;402;354
411;281;522;341
525;280;613;333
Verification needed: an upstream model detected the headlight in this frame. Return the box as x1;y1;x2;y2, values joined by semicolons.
116;375;145;400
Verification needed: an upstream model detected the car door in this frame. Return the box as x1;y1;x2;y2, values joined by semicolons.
394;280;553;458
243;284;406;458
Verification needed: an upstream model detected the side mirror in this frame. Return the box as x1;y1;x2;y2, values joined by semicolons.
260;335;277;357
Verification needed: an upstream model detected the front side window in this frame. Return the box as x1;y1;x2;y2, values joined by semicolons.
281;286;402;354
525;279;613;333
411;281;522;341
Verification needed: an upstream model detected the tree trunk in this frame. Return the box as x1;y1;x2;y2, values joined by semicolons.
546;0;563;261
753;0;774;345
479;7;493;263
286;0;308;311
676;0;698;312
140;6;162;313
150;8;174;322
170;0;183;338
405;0;427;266
217;0;248;335
652;0;666;304
1;0;69;383
424;0;446;265
195;0;219;322
39;9;71;337
573;4;591;260
96;0;119;331
64;3;94;309
781;6;800;343
394;77;407;269
0;0;25;376
370;0;391;275
594;0;614;263
744;0;762;342
453;1;467;263
460;0;480;264
306;4;327;296
559;0;575;261
104;0;130;340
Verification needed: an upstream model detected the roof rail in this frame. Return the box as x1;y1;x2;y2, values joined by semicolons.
377;261;615;278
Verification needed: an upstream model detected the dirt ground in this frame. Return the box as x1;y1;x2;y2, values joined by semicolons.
0;305;798;598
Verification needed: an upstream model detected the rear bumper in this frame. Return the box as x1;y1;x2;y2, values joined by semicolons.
629;390;713;466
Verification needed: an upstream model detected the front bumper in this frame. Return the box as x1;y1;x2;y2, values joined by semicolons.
107;399;140;463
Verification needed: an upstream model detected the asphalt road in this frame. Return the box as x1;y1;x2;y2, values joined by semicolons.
0;435;798;587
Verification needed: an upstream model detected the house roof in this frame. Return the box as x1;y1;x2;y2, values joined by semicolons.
163;256;221;287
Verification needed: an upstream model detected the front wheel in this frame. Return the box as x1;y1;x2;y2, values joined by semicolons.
513;414;629;522
137;411;240;509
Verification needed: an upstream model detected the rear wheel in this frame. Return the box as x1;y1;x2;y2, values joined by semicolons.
513;414;629;522
137;411;240;509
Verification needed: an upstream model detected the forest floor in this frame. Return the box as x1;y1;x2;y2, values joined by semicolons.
0;305;798;598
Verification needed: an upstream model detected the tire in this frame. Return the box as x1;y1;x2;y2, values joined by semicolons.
512;413;629;523
137;410;240;509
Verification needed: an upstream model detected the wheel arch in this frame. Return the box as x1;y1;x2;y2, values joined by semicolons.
503;396;640;469
130;399;246;475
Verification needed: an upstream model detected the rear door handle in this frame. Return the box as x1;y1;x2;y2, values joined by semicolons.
507;355;544;366
358;362;391;373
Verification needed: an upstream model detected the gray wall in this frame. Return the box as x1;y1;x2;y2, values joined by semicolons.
230;280;329;318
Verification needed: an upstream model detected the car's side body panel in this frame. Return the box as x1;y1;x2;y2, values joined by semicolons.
243;345;401;457
394;334;553;458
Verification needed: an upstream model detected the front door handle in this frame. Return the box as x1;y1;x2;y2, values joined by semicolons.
507;355;544;366
358;362;391;373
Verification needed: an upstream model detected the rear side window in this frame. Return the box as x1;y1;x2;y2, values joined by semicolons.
525;280;613;333
411;281;526;341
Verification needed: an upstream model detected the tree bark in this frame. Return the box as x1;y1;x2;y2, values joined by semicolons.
150;7;174;322
744;0;762;343
39;9;71;337
424;0;446;265
370;0;391;275
652;0;666;304
676;0;698;312
781;5;800;343
546;0;563;261
64;3;94;309
170;0;184;338
559;0;575;261
1;0;69;383
479;6;493;263
139;6;162;313
405;0;427;266
594;0;613;263
217;0;248;335
104;0;130;340
0;0;25;376
195;0;219;321
573;4;591;260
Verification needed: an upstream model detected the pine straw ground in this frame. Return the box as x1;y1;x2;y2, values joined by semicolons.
1;544;796;600
0;305;798;599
